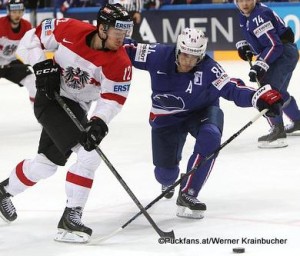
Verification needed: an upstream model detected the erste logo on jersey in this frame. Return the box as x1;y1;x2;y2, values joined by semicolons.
43;19;54;36
114;84;130;92
63;66;90;90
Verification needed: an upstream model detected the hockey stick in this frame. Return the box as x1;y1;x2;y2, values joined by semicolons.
54;92;175;239
247;57;262;87
91;108;268;243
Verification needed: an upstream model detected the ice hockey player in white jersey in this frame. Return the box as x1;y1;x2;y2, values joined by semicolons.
0;0;36;103
0;3;133;243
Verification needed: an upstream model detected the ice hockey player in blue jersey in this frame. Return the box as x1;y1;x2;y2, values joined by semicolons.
124;27;283;219
235;0;300;148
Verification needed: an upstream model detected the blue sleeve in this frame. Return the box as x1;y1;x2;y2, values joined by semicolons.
219;78;256;108
203;58;256;108
124;39;161;71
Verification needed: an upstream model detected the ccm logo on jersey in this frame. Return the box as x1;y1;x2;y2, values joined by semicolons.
114;84;130;92
35;67;59;75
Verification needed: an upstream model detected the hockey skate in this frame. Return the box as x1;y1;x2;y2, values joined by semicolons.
258;123;287;148
285;120;300;136
162;184;175;199
0;179;17;223
176;192;206;219
54;207;92;243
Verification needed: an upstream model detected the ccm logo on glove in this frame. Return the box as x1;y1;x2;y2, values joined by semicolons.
252;84;283;117
35;67;59;75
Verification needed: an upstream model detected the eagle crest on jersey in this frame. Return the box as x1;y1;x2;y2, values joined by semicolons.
63;66;90;90
2;45;17;56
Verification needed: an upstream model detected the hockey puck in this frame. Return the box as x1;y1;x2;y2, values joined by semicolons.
232;247;245;253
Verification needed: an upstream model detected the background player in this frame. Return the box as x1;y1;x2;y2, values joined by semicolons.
235;0;300;148
0;0;36;104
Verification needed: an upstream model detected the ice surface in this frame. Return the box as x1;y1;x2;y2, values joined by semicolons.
0;61;299;256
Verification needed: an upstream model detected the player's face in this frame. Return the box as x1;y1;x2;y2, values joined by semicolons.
177;53;199;73
8;10;24;25
236;0;255;16
105;27;127;51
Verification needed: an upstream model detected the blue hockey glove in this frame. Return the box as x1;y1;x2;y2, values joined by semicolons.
252;85;283;117
80;117;108;151
249;60;269;82
235;40;253;61
33;59;61;100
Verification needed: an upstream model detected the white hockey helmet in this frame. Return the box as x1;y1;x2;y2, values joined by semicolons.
176;28;208;61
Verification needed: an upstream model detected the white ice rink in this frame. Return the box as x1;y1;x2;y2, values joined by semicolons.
0;61;299;256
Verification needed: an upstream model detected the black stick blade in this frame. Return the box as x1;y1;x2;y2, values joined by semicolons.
159;230;175;239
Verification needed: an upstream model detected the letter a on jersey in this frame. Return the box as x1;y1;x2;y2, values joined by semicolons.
185;80;193;94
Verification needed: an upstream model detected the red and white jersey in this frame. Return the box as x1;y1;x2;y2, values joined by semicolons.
17;18;132;124
0;16;31;65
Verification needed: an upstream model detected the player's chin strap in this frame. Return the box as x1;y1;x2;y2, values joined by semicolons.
90;108;268;244
53;92;174;240
98;25;111;50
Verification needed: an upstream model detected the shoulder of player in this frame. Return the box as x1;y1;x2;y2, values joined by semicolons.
146;43;174;64
152;43;173;53
101;49;132;81
0;16;9;27
249;4;273;23
108;48;131;67
20;18;32;30
53;18;94;31
198;55;218;71
52;19;95;42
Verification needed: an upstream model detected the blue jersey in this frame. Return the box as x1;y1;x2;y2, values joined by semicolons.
124;40;256;128
238;3;289;65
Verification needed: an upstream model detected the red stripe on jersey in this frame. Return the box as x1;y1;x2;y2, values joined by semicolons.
16;160;36;186
181;154;201;193
66;171;93;188
101;93;126;105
